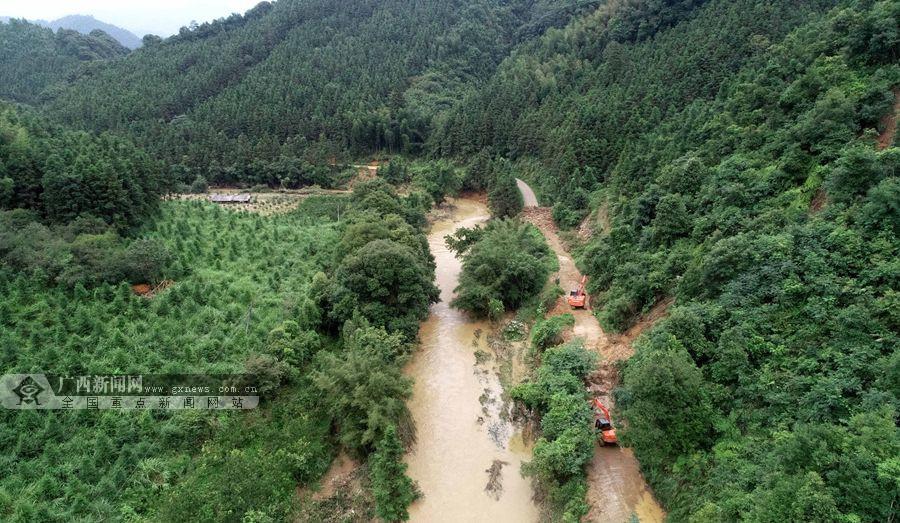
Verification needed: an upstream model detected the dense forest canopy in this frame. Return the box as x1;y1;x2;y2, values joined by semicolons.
0;19;128;104
434;0;899;520
0;104;161;227
27;0;597;187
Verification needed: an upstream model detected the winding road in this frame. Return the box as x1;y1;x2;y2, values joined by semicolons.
516;179;665;523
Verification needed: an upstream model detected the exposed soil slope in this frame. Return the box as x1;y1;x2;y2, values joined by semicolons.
877;87;900;150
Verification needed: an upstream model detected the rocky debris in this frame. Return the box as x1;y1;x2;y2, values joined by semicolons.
484;460;509;500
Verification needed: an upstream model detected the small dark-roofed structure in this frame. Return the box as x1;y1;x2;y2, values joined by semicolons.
209;193;252;203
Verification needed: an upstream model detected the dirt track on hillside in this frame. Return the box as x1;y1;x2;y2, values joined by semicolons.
877;87;900;150
517;181;666;523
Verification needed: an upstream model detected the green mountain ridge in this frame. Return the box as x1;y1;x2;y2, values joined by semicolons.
38;0;594;186
1;15;142;49
0;19;129;105
44;15;143;50
432;0;898;520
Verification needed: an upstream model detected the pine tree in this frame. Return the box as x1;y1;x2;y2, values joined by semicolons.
369;425;417;522
488;172;523;218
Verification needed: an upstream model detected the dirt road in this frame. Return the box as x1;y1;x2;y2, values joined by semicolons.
404;197;540;522
518;181;666;523
516;178;539;207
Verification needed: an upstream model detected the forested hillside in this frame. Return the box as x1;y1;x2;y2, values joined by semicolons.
0;20;128;104
437;0;899;520
40;0;595;187
0;181;442;520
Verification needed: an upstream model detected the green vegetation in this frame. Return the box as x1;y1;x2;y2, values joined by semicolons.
0;104;167;290
488;169;525;218
309;179;433;518
0;200;341;521
0;0;897;519
530;313;575;353
0;176;433;520
436;0;900;519
448;218;555;318
322;179;438;338
0;19;128;104
512;340;598;521
369;425;419;521
411;160;463;204
22;0;594;187
312;322;413;452
0;104;161;228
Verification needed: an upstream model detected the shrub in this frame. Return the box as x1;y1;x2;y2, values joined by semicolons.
526;425;595;480
122;238;172;283
617;333;715;470
531;314;575;353
266;321;322;366
349;178;405;218
551;202;587;230
312;329;413;453
512;340;598;517
189;176;208;194
378;158;411;185
242;353;288;397
488;172;523;218
463;150;491;192
412;161;461;203
540;392;593;441
330;239;438;337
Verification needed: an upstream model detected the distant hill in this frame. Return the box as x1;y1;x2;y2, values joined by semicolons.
0;19;129;104
1;14;142;49
45;15;142;49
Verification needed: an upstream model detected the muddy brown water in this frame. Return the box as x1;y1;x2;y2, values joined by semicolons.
404;197;540;522
589;447;665;522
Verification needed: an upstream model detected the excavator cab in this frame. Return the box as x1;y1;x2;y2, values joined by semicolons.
568;276;588;309
591;398;618;445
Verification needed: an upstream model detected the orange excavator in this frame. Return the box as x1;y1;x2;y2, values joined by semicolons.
568;275;588;309
592;398;618;445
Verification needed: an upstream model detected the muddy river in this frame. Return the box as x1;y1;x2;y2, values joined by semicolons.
404;193;664;523
404;197;540;522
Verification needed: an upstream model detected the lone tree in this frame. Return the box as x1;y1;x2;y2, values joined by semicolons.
369;425;418;521
450;219;553;317
488;169;523;218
